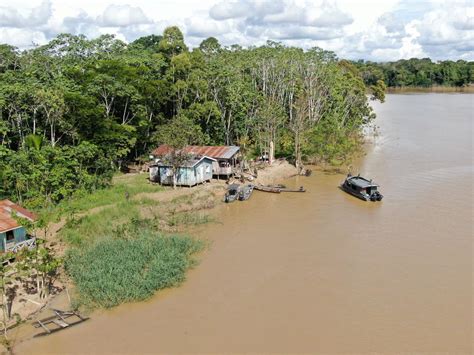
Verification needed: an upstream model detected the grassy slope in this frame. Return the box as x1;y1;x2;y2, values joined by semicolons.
53;173;215;309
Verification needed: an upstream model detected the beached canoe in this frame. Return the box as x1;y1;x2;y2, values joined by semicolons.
254;185;281;193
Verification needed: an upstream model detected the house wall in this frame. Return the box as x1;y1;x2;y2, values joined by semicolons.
158;159;213;186
149;165;160;182
0;227;27;252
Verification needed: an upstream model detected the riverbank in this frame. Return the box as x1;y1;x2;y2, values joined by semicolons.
11;92;473;354
6;159;298;353
386;85;474;93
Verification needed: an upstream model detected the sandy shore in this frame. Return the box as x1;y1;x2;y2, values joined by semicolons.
252;159;299;185
6;159;299;353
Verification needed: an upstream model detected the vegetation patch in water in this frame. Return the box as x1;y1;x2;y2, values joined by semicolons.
65;223;204;308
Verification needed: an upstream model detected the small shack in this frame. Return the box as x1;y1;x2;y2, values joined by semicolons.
151;145;240;177
153;156;216;187
0;200;37;253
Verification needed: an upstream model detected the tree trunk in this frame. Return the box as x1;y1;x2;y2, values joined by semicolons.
269;140;274;165
36;272;41;298
294;131;303;173
172;171;177;190
50;122;56;147
1;278;7;341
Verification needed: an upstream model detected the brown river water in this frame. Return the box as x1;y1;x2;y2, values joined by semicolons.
16;94;473;354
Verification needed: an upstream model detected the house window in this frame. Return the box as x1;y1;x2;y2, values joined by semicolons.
205;164;211;174
6;230;14;243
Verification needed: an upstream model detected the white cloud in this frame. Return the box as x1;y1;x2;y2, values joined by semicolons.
209;1;253;20
0;0;52;27
119;21;169;42
0;27;47;47
99;4;151;27
61;10;101;39
185;17;231;38
0;0;472;61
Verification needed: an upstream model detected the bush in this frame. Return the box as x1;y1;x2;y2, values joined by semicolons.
65;229;203;308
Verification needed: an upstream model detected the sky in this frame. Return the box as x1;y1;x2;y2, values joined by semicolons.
0;0;472;61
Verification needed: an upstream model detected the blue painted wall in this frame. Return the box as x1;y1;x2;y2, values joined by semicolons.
158;158;214;186
0;227;27;252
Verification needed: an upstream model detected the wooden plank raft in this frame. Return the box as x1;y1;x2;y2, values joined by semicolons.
33;309;89;337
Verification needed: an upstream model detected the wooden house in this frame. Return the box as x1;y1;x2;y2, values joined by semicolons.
152;156;216;187
151;145;240;177
0;200;37;253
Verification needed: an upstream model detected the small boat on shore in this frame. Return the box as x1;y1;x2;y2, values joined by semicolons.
341;174;383;201
254;184;306;193
254;185;281;193
239;184;254;201
224;184;240;203
280;186;306;193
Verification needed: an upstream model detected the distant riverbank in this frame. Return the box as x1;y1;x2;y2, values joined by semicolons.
387;85;474;93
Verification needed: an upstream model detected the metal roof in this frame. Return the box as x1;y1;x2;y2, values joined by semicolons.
152;145;240;160
158;155;216;168
348;176;379;188
0;200;37;233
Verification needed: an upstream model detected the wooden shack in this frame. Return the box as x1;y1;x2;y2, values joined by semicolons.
151;145;240;177
152;156;216;187
0;200;37;253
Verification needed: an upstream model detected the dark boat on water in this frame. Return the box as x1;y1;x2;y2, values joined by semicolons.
341;174;383;201
239;184;254;201
224;184;240;203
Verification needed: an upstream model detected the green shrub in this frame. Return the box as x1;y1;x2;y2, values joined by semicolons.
65;230;203;308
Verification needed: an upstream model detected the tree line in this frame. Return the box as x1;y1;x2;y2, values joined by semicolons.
354;58;473;88
0;26;385;207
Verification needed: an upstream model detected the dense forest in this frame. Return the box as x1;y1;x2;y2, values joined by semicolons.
0;26;385;207
354;58;473;88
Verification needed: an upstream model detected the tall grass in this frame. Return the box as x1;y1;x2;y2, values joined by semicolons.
65;223;204;308
61;201;142;246
52;174;215;309
56;174;161;215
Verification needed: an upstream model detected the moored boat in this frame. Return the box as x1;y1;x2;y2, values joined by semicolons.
224;184;240;203
254;184;306;193
254;185;281;193
280;186;306;192
341;174;383;201
238;184;254;201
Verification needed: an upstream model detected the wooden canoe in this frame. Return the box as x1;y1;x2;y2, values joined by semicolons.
254;185;281;193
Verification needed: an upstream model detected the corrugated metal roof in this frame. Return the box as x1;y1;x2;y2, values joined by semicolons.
152;145;240;160
0;200;37;233
158;155;216;168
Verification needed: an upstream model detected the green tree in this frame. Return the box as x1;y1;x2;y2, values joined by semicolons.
153;115;205;189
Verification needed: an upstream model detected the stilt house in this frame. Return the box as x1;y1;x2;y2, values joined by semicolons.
151;145;240;178
151;156;216;187
0;200;37;253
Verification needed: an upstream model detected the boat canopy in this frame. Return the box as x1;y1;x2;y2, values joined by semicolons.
347;176;379;189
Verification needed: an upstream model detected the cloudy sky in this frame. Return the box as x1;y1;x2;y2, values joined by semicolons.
0;0;472;61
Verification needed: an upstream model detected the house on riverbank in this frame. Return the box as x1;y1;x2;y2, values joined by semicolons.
151;156;216;187
0;200;37;253
151;145;240;178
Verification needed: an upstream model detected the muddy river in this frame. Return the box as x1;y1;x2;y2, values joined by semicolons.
16;93;473;353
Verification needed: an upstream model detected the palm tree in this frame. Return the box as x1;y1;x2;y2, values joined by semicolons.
24;134;43;150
